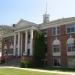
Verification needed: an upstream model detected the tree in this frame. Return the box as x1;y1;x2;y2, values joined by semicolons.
34;31;46;67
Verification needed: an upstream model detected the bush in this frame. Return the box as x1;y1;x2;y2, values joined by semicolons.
0;56;5;64
20;60;33;68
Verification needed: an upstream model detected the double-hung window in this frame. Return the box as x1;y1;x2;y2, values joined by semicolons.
52;26;60;35
67;37;75;52
67;44;75;52
53;45;60;52
52;39;60;53
66;24;75;33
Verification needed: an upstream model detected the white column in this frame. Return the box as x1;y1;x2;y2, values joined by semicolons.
17;32;20;56
24;31;28;55
13;33;16;56
20;33;23;56
30;29;33;56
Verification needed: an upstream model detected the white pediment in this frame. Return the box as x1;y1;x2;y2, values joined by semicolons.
52;38;60;45
15;19;37;29
67;37;74;45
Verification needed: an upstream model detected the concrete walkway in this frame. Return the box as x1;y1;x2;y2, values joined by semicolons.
0;66;75;75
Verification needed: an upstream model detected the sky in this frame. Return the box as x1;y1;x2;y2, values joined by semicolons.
0;0;75;25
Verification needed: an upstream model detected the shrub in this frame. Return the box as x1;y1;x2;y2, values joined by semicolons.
20;60;33;68
0;56;5;64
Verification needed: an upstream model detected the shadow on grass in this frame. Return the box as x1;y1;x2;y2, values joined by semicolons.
25;66;75;72
44;67;75;72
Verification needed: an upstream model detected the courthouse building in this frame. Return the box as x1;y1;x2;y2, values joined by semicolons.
0;14;75;67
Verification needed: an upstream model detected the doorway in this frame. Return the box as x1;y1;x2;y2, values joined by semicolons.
53;57;61;67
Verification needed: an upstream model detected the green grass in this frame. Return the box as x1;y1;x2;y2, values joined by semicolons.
0;68;66;75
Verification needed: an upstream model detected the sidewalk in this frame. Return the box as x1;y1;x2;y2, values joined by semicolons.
0;66;75;75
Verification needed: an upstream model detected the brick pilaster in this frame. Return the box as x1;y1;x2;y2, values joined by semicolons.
60;25;68;67
47;28;53;67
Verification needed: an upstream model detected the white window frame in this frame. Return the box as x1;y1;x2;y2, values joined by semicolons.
52;26;60;36
66;24;75;34
52;45;60;53
67;44;75;52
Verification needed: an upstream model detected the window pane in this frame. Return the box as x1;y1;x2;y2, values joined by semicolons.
71;27;74;32
72;45;75;51
68;46;71;52
57;27;60;35
52;27;56;35
67;27;70;33
67;44;75;52
53;45;60;52
27;49;30;56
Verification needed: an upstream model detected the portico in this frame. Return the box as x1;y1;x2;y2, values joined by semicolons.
13;29;34;57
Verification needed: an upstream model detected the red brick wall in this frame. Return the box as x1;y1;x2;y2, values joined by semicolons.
47;28;53;66
47;25;69;67
60;25;68;67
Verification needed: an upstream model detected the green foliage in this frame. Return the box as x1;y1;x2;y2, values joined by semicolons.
20;60;33;68
0;56;5;64
34;31;46;67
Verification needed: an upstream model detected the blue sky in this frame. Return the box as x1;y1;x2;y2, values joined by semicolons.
0;0;75;25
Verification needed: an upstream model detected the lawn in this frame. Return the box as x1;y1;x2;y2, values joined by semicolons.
0;68;66;75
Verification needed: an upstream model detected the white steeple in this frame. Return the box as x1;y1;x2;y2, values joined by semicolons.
43;0;50;23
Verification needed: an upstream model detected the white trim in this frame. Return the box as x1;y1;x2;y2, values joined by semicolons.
3;33;14;38
67;52;75;56
39;17;75;30
30;29;33;56
67;37;74;45
13;33;16;56
21;33;23;56
17;32;21;56
0;52;2;57
52;38;60;45
14;26;37;33
53;52;61;56
24;31;28;55
8;54;13;55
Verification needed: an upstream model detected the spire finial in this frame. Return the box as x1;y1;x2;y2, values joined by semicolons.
45;0;48;14
43;0;50;23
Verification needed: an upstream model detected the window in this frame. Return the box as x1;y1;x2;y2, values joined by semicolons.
53;57;61;66
52;27;56;35
53;45;60;52
52;26;60;35
67;44;75;52
66;24;75;33
27;49;30;56
52;38;60;52
41;29;47;37
67;37;75;52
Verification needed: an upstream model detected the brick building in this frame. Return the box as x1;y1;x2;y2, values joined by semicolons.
0;14;75;67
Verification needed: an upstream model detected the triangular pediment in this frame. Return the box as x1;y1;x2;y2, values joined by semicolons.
15;19;37;28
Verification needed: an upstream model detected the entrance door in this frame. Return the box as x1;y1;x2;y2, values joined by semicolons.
53;57;61;67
